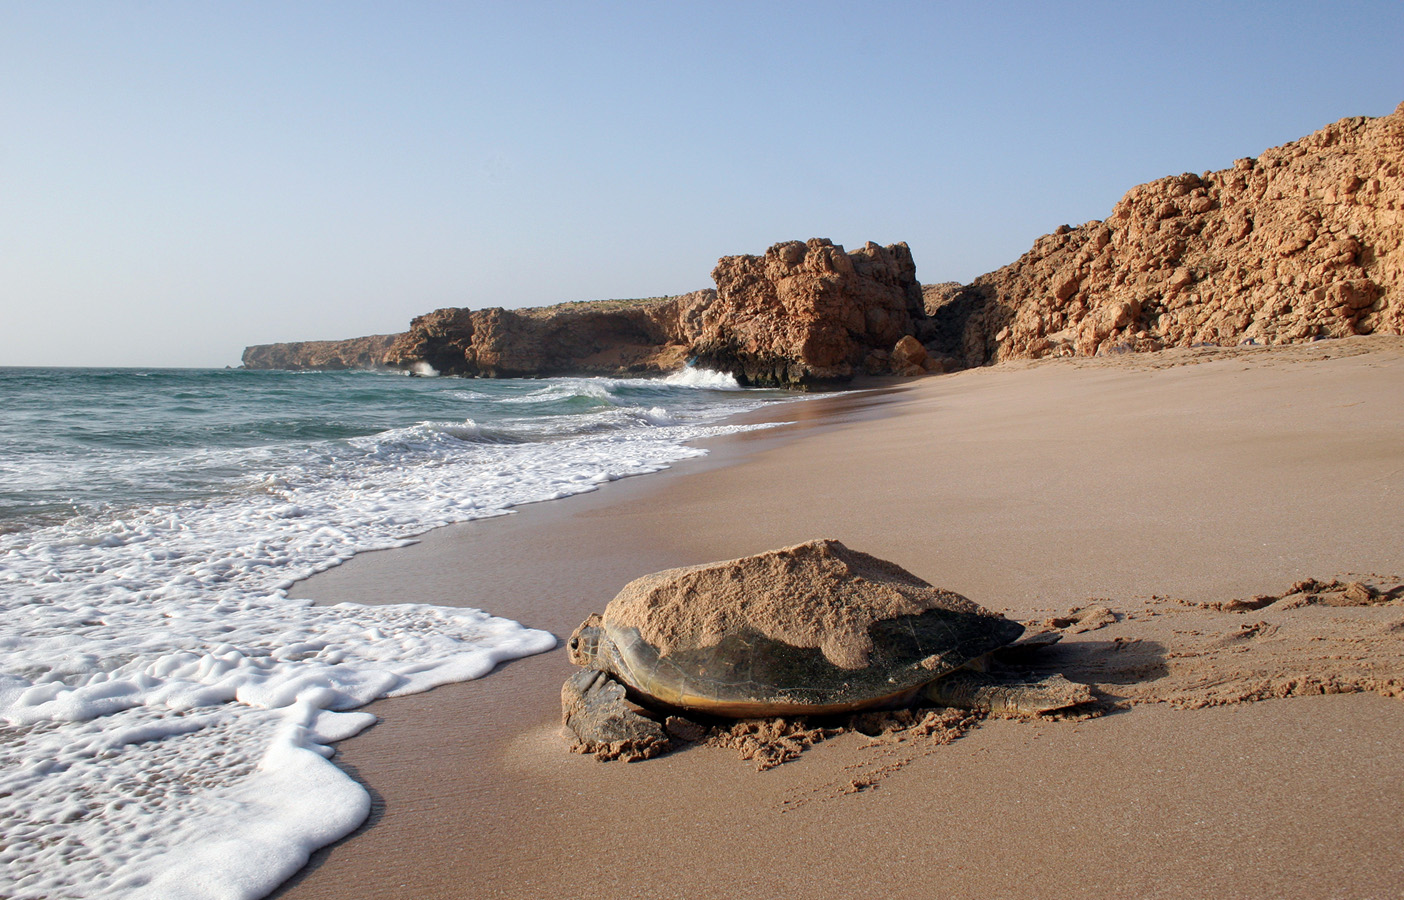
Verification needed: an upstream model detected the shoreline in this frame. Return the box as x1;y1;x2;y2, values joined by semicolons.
292;377;916;604
276;336;1404;900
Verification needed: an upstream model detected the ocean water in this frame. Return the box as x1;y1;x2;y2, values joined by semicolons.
0;365;790;899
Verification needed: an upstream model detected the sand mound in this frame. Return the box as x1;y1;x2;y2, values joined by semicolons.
694;708;988;777
603;539;995;669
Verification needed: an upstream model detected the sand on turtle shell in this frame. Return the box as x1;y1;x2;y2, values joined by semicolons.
602;539;997;669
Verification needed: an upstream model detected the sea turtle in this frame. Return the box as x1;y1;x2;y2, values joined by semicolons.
562;539;1092;760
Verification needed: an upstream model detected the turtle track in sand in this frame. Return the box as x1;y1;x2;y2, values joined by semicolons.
666;572;1403;804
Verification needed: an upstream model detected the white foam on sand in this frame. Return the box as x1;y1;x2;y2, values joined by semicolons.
0;403;778;899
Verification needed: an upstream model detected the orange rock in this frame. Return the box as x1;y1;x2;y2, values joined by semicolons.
376;293;714;377
928;101;1404;366
890;335;929;375
692;238;925;388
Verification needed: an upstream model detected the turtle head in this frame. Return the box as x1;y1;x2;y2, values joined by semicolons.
568;613;607;669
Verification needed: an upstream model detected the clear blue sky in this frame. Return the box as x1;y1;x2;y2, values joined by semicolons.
3;1;1402;367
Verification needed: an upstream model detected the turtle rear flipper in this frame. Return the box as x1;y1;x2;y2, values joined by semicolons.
925;671;1093;716
561;668;670;761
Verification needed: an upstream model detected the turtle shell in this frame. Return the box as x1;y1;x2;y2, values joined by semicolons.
601;608;1022;716
591;540;1024;716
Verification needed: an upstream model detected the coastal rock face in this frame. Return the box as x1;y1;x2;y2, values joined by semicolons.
239;334;399;371
244;239;929;388
381;292;714;377
242;104;1404;382
932;101;1404;366
693;239;926;387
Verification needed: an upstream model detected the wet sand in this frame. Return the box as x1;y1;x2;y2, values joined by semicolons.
275;336;1404;900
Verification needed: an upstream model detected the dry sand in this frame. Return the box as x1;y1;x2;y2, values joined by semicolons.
274;336;1404;900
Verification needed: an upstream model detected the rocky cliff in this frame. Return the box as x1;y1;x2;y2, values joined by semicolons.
693;239;929;387
379;293;712;377
375;238;928;388
930;102;1404;366
242;239;929;387
243;102;1403;383
240;334;400;371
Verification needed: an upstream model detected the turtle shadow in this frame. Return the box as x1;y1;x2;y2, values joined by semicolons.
1016;636;1171;710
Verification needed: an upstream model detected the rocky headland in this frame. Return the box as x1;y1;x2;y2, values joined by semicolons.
243;101;1404;386
380;293;710;379
928;101;1404;367
243;239;931;389
240;334;400;371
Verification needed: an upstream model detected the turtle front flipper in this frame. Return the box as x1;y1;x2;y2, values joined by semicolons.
561;668;670;761
925;671;1094;716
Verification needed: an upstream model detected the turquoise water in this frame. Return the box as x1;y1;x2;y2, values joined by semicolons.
0;365;788;899
0;366;780;531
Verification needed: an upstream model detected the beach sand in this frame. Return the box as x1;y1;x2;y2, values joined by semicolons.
274;336;1404;900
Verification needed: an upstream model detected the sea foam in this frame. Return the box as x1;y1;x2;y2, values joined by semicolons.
0;368;783;899
661;366;745;389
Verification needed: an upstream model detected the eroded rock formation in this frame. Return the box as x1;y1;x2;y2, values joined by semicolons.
239;334;399;371
242;241;930;387
244;104;1404;384
693;239;928;387
381;293;713;377
932;102;1404;366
